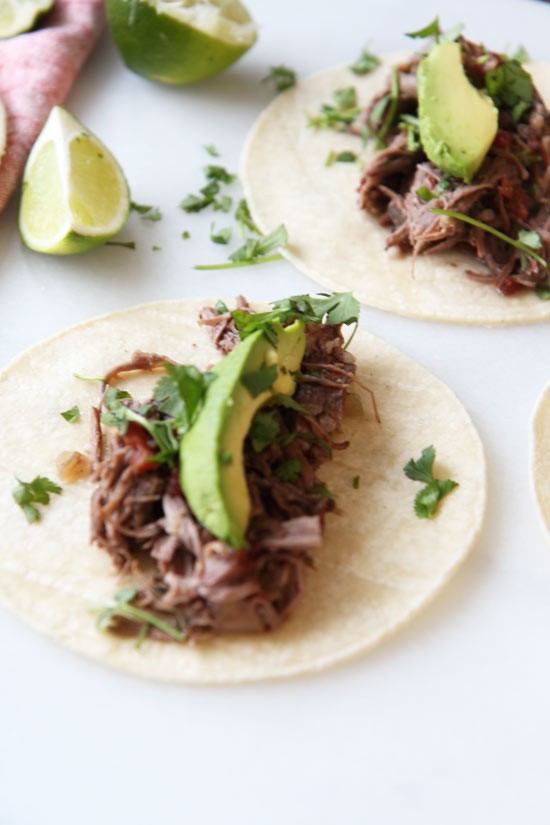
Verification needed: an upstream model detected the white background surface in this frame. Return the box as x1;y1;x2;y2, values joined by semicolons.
1;0;550;822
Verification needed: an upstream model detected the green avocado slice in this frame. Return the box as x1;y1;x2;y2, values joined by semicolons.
417;40;498;183
179;319;306;549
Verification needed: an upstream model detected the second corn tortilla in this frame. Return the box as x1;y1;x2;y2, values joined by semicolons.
0;299;486;683
242;55;550;326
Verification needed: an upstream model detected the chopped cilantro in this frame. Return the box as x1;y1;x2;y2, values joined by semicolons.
399;114;421;151
235;198;260;235
130;201;162;222
220;450;233;466
204;164;236;185
312;482;334;498
517;229;542;250
262;65;297;93
351;48;380;75
101;367;215;466
231;292;360;340
405;17;440;39
275;458;302;483
13;476;62;523
403;445;458;518
210;224;232;245
241;364;278;398
181;231;190;240
352;475;360;489
325;150;358;166
416;186;437;202
60;405;80;423
485;59;533;121
511;45;530;64
308;87;362;131
249;409;281;452
180;193;212;213
214;300;229;314
213;195;233;213
431;208;547;269
96;587;186;643
152;245;161;251
204;144;220;157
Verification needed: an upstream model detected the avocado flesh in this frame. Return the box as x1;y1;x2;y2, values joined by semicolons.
179;319;306;550
417;40;498;183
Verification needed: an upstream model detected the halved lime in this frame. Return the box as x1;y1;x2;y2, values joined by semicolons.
106;0;257;85
0;0;54;39
19;106;130;255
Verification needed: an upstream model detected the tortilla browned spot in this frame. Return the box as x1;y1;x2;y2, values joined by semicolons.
0;299;486;683
242;55;550;326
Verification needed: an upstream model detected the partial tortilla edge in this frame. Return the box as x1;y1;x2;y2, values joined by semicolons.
0;298;486;684
241;55;550;326
532;382;550;537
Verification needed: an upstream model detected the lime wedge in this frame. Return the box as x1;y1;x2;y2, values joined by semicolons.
19;106;130;255
0;0;54;39
107;0;257;85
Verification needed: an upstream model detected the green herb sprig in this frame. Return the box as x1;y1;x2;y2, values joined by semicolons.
262;65;297;93
430;207;547;269
13;476;62;523
96;587;186;644
403;446;458;518
351;48;380;75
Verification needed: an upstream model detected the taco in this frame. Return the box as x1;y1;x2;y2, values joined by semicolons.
0;297;485;683
242;35;550;325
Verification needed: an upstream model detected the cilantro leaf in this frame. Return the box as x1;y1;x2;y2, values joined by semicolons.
325;150;358;166
231;292;360;340
241;364;278;398
204;164;236;185
235;198;260;235
210;224;232;245
262;65;297;93
13;476;62;523
405;17;440;39
96;587;186;643
416;186;437;202
130;201;162;222
153;364;216;435
60;405;80;423
404;446;458;519
351;48;380;75
274;458;302;483
308;87;362;131
229;224;288;263
249;409;281;452
485;59;533;121
204;144;220;157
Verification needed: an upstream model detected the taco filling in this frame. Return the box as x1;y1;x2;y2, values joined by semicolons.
354;34;550;295
90;295;358;641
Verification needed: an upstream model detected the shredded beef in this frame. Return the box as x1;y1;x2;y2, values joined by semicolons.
91;304;356;641
356;37;550;294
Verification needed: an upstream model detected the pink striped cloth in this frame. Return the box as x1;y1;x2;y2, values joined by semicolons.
0;0;106;212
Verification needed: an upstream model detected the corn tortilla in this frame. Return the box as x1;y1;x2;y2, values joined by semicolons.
0;299;486;683
242;55;550;326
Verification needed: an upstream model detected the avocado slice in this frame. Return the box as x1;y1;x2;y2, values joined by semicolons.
179;319;306;549
417;40;498;183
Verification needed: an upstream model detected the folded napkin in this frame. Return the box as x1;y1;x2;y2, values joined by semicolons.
0;0;106;213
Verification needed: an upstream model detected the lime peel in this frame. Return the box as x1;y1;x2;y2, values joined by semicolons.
107;0;257;85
